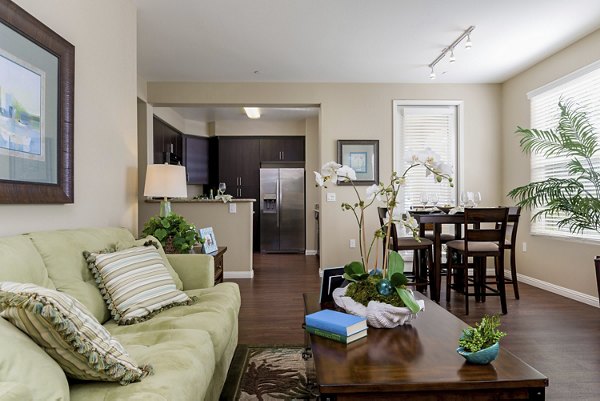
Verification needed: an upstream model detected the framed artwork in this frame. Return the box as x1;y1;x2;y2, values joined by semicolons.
0;0;75;203
199;227;218;254
337;140;379;185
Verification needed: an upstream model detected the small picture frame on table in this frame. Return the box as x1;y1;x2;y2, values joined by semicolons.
337;140;379;185
198;227;218;254
319;266;346;303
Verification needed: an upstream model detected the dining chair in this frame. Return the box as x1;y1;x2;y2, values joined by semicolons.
499;206;522;299
377;207;434;294
445;207;509;315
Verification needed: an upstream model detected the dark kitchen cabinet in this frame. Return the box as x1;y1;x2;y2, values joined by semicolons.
183;135;209;184
209;137;261;250
259;137;305;162
153;116;183;164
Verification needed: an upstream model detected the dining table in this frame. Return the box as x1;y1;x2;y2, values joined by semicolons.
411;211;464;302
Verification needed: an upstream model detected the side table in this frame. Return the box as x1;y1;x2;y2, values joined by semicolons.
192;245;227;285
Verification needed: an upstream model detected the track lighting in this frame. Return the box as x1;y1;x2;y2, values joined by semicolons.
427;26;475;79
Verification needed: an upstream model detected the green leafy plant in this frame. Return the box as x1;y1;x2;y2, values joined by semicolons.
458;315;507;353
142;213;201;253
508;100;600;233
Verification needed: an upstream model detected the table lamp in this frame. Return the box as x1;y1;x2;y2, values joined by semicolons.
144;163;187;216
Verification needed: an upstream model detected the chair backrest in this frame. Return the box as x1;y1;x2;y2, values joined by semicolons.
496;206;521;246
462;207;509;253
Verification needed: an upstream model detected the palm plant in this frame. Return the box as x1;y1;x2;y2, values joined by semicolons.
508;100;600;233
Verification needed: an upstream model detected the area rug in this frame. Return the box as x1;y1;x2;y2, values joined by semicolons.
220;345;319;401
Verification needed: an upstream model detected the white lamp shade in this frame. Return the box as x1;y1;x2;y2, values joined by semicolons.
144;164;188;198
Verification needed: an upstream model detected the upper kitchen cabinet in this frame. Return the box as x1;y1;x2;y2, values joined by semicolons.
183;135;209;184
209;136;260;197
153;116;183;164
259;137;305;162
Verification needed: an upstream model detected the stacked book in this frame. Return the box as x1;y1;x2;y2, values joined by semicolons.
305;309;367;344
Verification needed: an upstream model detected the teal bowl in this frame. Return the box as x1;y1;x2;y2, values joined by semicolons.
456;342;500;364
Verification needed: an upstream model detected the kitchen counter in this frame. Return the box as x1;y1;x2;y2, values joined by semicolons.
139;199;254;278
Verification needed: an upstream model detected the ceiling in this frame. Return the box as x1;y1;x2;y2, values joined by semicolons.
133;0;600;84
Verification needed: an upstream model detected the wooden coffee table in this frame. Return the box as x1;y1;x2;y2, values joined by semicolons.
303;293;548;401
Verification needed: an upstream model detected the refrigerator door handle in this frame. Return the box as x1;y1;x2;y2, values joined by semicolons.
276;175;280;228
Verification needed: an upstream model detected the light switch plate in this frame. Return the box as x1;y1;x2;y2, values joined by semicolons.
229;203;237;213
326;192;336;202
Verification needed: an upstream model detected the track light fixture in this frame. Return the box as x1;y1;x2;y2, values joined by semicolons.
427;26;475;80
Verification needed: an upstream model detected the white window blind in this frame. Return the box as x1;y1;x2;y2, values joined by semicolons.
396;106;458;213
528;63;600;240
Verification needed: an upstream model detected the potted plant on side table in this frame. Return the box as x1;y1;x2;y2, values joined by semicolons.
142;213;201;254
508;100;600;304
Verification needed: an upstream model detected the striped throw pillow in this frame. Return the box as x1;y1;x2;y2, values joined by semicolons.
84;245;196;325
0;282;152;385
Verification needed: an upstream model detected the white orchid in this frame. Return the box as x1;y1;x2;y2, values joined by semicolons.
337;165;357;181
314;171;325;187
315;152;453;277
321;161;341;180
366;184;383;201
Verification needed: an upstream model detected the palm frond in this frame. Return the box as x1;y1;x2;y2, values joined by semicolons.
557;100;599;159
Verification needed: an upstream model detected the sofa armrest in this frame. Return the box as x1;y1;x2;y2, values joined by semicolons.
166;254;215;290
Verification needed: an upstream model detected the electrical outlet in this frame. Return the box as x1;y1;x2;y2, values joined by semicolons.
228;203;237;213
349;239;356;248
326;192;336;202
522;242;527;252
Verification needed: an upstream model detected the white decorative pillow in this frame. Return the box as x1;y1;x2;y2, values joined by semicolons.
0;282;152;385
83;245;196;325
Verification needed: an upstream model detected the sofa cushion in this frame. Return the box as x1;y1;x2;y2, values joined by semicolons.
116;236;184;290
104;283;240;362
0;317;69;401
0;236;55;289
0;282;152;385
69;328;216;401
28;227;136;323
84;245;196;325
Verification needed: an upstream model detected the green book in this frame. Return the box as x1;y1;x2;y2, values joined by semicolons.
305;325;367;344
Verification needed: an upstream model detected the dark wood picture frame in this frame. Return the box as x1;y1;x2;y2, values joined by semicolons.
0;0;74;203
337;140;379;186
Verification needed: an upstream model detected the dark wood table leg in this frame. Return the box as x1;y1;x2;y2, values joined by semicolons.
434;223;442;303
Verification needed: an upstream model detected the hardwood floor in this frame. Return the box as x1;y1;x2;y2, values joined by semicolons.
227;253;600;401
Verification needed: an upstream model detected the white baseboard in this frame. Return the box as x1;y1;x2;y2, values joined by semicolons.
223;270;254;279
305;250;318;256
509;270;599;308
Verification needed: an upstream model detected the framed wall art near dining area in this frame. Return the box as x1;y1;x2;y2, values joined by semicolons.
0;0;75;204
337;139;379;185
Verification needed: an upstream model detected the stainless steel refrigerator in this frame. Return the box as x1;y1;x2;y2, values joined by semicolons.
260;168;305;253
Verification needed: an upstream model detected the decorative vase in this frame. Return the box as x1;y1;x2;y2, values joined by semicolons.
332;285;425;329
456;342;500;365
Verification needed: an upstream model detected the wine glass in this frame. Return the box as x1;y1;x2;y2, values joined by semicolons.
459;191;467;207
218;182;226;195
473;192;482;207
420;192;429;208
429;193;439;207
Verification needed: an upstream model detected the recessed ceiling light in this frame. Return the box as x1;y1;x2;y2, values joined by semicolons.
244;107;261;119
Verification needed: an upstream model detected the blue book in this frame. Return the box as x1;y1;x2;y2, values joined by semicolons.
305;309;367;336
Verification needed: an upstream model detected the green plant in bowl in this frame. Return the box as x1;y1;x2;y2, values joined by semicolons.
142;213;201;253
457;315;506;364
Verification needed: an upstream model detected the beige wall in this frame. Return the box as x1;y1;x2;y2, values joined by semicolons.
212;119;306;136
502;28;600;299
305;117;319;253
147;82;502;269
0;0;137;237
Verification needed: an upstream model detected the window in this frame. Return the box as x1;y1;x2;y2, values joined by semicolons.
393;102;461;214
527;61;600;241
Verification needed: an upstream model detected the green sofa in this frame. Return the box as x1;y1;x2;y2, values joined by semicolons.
0;227;240;401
